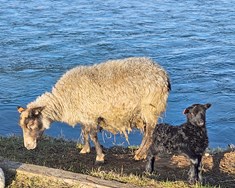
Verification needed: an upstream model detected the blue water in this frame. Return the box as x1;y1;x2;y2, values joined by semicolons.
0;0;234;149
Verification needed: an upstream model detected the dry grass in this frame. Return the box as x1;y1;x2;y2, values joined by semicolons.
0;135;234;188
7;173;75;188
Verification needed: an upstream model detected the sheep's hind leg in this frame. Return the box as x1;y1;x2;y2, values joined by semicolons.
135;125;154;160
90;128;105;164
134;127;147;160
80;126;91;154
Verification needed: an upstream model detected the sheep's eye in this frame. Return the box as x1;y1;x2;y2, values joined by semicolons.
190;113;195;117
26;124;33;130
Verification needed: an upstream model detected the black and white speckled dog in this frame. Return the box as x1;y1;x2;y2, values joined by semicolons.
145;103;211;184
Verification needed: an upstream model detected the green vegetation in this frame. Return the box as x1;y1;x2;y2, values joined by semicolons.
0;135;233;188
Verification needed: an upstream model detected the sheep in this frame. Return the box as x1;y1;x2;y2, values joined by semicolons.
0;168;5;188
145;103;211;184
17;57;171;163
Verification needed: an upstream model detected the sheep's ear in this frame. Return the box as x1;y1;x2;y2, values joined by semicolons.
204;103;211;109
183;108;190;114
17;106;25;114
30;107;45;117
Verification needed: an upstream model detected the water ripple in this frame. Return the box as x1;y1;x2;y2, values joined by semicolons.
0;0;234;148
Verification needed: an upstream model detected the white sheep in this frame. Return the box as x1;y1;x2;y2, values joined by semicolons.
17;57;171;163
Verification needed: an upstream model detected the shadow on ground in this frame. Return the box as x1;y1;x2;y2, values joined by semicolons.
0;136;234;187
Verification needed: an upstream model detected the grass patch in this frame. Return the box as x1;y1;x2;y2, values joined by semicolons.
90;169;214;188
0;135;234;188
5;171;81;188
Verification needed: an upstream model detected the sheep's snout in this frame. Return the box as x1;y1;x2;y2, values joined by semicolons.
197;119;205;127
24;139;37;150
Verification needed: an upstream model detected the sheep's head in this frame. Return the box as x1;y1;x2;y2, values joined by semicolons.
17;106;47;150
183;103;211;127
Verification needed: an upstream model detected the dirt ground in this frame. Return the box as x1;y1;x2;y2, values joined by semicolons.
1;136;234;187
86;147;235;187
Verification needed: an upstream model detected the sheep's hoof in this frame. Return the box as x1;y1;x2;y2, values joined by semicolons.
80;147;91;154
95;160;105;165
188;178;198;185
145;168;153;174
188;176;202;185
95;154;105;165
134;153;147;161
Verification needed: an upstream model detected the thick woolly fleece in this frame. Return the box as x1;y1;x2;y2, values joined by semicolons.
145;103;211;184
28;57;171;138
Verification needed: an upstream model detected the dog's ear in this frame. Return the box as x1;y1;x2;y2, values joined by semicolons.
17;106;25;113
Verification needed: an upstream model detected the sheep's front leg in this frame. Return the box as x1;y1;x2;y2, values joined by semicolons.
197;155;203;183
188;155;202;184
145;154;155;173
90;128;105;164
80;126;91;154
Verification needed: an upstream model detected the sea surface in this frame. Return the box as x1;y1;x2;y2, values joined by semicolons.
0;0;234;148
